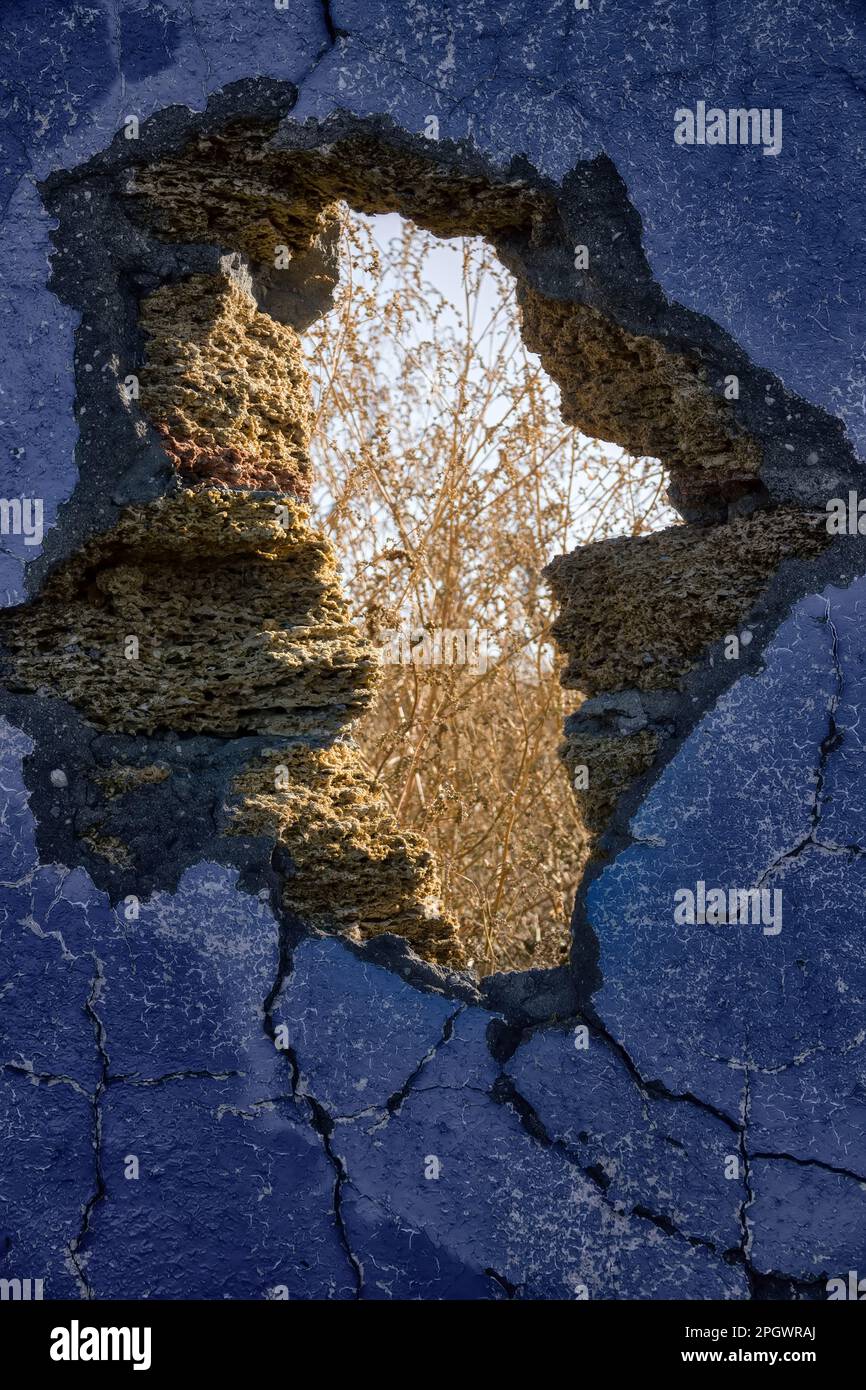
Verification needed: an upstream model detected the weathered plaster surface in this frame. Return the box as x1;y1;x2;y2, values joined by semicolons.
2;0;866;1300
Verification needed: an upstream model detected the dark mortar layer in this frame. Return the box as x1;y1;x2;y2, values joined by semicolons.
0;689;280;903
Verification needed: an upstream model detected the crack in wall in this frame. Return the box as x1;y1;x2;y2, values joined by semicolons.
497;1007;743;1134
2;1062;91;1099
750;1150;866;1188
489;1070;742;1266
276;985;749;1273
485;1267;521;1299
384;1006;465;1116
753;597;844;888
291;0;350;94
319;0;349;47
65;953;109;1300
260;903;364;1295
9;932;255;1298
737;1066;757;1295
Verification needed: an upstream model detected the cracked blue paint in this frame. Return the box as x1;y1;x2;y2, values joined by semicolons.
98;865;281;1080
87;1079;356;1300
588;590;848;1119
330;1019;748;1299
1;867;109;1094
749;1159;866;1282
507;1025;744;1253
273;937;458;1117
338;1188;510;1300
586;578;866;1279
745;847;866;1174
2;0;866;1301
0;1071;93;1299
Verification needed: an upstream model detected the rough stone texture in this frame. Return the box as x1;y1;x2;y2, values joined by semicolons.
232;744;465;965
126;117;767;512
128;120;552;258
92;762;171;798
140;270;313;495
0;490;376;736
547;509;828;695
518;286;763;506
2;0;866;1304
561;727;658;841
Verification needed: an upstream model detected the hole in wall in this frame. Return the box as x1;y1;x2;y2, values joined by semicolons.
302;206;673;972
9;102;832;987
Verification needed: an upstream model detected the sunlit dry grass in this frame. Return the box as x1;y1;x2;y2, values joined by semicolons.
304;210;673;973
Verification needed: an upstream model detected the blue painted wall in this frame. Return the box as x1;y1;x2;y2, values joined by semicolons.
1;0;864;1298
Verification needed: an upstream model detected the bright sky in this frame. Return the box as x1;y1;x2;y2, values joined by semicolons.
361;212;670;509
304;209;675;549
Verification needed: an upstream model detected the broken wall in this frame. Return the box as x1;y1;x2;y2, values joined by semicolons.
2;0;866;1301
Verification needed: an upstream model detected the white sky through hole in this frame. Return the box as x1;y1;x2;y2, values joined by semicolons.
305;208;675;548
301;209;676;677
295;211;680;970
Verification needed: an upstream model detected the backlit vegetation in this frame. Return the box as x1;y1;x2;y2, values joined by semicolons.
304;211;673;973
